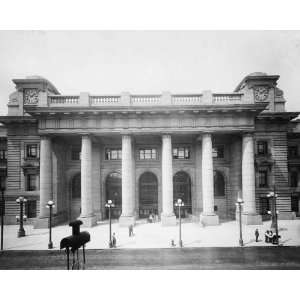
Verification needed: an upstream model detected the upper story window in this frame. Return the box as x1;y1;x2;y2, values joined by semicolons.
105;148;122;160
288;146;298;158
139;149;157;160
71;147;81;161
0;150;7;161
290;171;298;187
173;147;190;159
212;146;224;158
258;170;268;188
26;144;38;159
257;141;268;155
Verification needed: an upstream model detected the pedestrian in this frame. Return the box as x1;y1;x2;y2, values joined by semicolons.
255;228;259;242
171;239;176;247
128;224;134;237
112;232;117;248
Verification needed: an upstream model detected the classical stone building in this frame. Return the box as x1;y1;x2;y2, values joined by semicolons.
0;72;299;228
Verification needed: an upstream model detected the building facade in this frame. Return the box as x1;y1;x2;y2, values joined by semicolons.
0;72;299;228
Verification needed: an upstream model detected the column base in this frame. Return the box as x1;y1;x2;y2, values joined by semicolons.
200;213;219;226
161;214;176;226
278;211;296;220
34;217;49;229
119;215;135;227
79;215;98;227
241;213;262;225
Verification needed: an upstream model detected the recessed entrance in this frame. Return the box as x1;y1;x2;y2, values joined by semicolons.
106;172;122;219
70;173;81;221
173;171;192;217
139;172;158;218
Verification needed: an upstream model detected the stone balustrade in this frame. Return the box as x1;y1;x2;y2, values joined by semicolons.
90;95;121;106
46;92;244;107
213;93;242;103
49;95;79;105
172;94;203;105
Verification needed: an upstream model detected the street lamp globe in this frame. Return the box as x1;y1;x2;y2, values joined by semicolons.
46;200;55;208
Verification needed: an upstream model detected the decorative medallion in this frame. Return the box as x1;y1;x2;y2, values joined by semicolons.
24;89;39;104
253;86;269;102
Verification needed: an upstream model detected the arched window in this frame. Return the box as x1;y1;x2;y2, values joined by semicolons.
72;173;81;198
214;171;225;196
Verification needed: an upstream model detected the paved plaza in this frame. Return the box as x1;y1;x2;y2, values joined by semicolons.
2;219;300;250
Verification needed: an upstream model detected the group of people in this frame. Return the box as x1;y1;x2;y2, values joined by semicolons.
255;228;280;244
264;230;280;244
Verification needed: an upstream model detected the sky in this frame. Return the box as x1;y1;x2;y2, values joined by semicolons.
0;30;300;115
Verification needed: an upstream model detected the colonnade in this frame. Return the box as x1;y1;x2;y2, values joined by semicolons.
37;132;261;227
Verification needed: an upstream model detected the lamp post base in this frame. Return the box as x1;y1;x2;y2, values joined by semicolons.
48;241;53;249
239;239;244;247
179;240;183;248
17;228;25;238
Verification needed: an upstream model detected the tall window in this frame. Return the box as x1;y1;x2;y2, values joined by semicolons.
139;149;157;160
105;148;122;160
173;147;190;159
26;174;37;191
212;146;224;158
0;150;7;161
258;170;268;188
288;146;298;158
26;144;38;159
257;141;268;155
291;171;298;187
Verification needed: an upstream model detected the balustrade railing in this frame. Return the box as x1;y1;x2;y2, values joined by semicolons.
131;95;161;105
172;94;203;105
213;93;242;103
47;92;244;107
49;95;79;105
90;95;121;105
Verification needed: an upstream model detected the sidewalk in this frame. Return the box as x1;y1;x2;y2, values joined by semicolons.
2;219;300;250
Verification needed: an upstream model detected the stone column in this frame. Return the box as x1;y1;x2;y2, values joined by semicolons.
119;135;135;226
80;135;97;227
35;135;53;228
161;134;176;226
200;133;219;225
242;133;262;224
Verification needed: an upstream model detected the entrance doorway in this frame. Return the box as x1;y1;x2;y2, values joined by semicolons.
173;171;192;217
70;173;81;221
105;172;122;219
139;172;158;218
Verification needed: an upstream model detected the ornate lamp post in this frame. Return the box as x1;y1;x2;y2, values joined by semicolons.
0;180;5;251
175;198;184;248
267;187;279;245
16;196;27;237
236;196;244;247
105;199;114;248
46;200;55;249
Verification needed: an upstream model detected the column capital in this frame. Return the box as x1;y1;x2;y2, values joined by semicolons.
242;132;254;138
161;133;172;139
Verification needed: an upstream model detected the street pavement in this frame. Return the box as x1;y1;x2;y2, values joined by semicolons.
1;247;300;269
2;219;300;250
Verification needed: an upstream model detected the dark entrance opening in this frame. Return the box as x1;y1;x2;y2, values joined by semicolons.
173;171;192;217
70;173;81;221
139;172;158;218
105;172;122;219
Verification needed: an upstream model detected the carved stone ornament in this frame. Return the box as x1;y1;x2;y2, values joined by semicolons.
253;86;269;102
24;88;39;104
